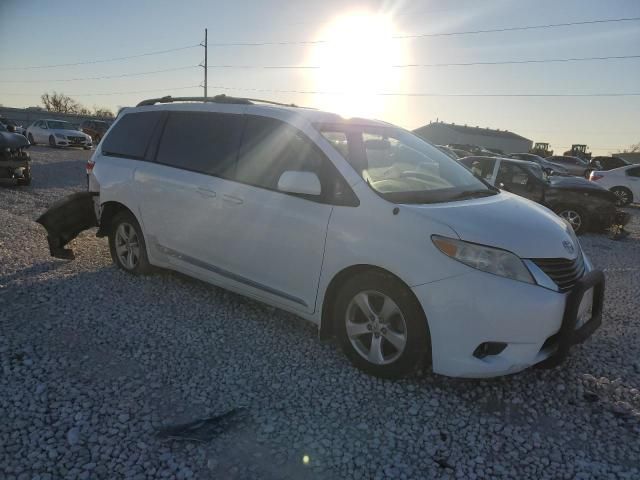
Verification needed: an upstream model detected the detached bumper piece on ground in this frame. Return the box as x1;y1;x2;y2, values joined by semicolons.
36;192;98;259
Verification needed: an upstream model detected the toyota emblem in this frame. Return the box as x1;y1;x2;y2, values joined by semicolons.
563;240;575;254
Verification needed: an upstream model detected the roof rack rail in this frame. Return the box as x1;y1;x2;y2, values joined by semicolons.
136;94;301;108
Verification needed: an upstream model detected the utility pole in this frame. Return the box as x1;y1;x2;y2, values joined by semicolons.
200;28;208;99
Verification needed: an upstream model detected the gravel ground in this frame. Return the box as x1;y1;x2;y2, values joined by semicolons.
1;146;639;479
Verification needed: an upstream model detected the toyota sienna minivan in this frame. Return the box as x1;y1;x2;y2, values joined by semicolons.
81;95;604;379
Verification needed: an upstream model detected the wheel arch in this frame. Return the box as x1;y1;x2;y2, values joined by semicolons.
319;264;431;344
96;201;138;238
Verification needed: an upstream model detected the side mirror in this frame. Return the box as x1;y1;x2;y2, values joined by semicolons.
277;171;321;196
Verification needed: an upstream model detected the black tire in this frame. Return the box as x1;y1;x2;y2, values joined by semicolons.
555;205;589;235
108;211;152;275
16;167;31;186
48;135;56;148
334;270;430;378
28;133;36;145
610;186;632;206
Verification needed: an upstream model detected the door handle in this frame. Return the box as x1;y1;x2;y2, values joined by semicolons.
196;187;216;198
222;194;243;205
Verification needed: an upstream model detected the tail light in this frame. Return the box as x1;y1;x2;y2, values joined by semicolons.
86;159;95;175
589;172;603;181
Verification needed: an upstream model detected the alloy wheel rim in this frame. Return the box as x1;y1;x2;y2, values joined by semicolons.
115;223;140;269
345;290;407;365
613;189;629;205
560;210;582;231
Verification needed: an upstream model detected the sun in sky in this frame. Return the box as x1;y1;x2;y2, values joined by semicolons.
307;12;409;119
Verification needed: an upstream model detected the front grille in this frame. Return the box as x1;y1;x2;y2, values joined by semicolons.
531;255;585;292
68;136;85;143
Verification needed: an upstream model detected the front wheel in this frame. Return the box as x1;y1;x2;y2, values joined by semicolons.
108;211;152;275
48;135;56;148
28;133;36;145
556;205;588;235
335;271;430;378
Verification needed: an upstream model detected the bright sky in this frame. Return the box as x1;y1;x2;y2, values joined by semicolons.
1;0;639;155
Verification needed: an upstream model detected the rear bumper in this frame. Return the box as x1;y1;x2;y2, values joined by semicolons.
412;269;604;378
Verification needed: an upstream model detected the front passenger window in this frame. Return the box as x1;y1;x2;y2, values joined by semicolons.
235;116;323;190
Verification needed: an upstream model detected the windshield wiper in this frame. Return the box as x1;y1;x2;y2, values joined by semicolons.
451;189;497;200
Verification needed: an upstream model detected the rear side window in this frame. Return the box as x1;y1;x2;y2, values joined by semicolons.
156;111;243;177
102;111;163;159
236;116;323;190
627;167;640;178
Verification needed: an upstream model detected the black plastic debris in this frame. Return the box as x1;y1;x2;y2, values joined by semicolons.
156;407;247;442
36;192;98;259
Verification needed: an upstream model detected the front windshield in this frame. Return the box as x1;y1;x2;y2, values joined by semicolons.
318;124;495;204
47;120;75;130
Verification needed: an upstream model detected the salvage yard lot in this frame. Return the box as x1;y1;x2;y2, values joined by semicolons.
1;147;639;479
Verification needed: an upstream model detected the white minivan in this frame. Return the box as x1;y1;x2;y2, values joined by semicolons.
85;95;604;379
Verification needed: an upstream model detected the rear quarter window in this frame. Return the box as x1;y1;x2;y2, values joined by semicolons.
102;111;164;159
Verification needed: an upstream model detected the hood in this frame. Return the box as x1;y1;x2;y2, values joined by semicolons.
549;175;608;191
0;130;30;150
404;192;577;259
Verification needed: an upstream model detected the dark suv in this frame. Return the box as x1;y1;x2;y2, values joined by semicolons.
80;120;110;144
460;156;624;234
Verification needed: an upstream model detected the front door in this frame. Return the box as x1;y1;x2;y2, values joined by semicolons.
496;161;544;202
212;115;335;313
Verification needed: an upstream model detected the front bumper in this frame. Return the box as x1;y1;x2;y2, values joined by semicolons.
412;268;604;378
53;137;92;147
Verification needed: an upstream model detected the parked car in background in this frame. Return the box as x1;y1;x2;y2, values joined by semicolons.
0;118;27;136
80;119;111;144
546;155;593;178
590;156;629;171
436;145;459;160
26;119;92;149
508;153;570;176
450;148;473;159
0;121;31;185
41;95;605;379
589;164;640;206
460;156;622;234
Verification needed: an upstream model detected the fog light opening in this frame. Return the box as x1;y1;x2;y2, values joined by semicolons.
473;342;507;359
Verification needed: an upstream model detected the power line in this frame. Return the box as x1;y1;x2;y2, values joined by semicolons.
0;66;199;83
207;85;640;97
205;16;640;46
202;54;640;70
0;45;200;71
2;85;200;97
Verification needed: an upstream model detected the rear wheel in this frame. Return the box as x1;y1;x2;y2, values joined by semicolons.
556;205;588;235
610;186;632;206
335;271;430;378
108;211;152;275
28;133;36;145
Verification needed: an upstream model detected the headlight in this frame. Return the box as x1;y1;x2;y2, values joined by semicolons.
432;235;534;284
55;133;66;139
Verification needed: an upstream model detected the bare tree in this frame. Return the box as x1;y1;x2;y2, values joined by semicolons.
93;107;114;118
629;142;640;153
41;92;82;114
